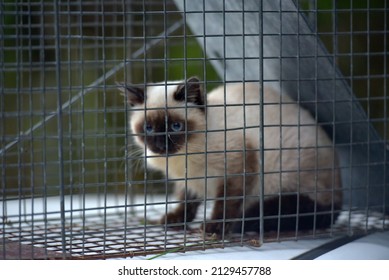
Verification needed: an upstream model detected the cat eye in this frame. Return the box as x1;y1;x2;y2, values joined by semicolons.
144;123;154;134
170;122;183;132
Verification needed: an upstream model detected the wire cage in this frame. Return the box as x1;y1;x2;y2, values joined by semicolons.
1;0;388;259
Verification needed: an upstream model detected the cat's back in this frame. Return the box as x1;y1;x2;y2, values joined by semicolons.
206;83;261;131
205;82;334;156
207;82;261;106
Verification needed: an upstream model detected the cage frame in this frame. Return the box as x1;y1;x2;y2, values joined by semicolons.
1;0;388;260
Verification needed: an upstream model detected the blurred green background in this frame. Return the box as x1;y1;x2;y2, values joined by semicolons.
1;0;387;198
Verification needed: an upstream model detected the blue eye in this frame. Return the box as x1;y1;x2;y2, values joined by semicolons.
145;123;154;134
170;122;183;132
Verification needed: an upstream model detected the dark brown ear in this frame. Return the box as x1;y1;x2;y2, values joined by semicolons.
174;77;204;106
119;84;145;106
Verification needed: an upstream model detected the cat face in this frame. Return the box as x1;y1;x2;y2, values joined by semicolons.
133;110;195;154
123;77;205;155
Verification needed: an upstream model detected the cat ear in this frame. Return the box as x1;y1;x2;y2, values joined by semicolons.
174;76;204;106
118;83;145;106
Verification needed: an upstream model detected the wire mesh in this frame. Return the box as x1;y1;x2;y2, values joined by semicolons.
1;0;388;259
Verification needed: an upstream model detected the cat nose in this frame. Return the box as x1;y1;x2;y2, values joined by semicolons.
155;136;167;153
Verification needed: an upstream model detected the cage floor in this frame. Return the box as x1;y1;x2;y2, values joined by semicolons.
0;195;250;259
1;195;388;259
1;213;223;259
1;213;265;259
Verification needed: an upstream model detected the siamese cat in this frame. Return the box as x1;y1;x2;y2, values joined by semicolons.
123;77;342;235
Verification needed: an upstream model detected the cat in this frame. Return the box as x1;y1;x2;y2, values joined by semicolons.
122;77;342;236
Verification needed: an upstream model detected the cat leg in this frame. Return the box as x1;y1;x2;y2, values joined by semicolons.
262;194;341;232
160;189;201;229
202;147;259;236
235;194;341;233
201;178;244;236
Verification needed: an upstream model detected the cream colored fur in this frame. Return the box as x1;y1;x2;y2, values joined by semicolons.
130;81;342;210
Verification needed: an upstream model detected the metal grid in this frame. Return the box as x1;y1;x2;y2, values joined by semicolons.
1;0;388;259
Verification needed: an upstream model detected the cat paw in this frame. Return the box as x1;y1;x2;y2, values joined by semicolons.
159;212;185;230
200;221;230;236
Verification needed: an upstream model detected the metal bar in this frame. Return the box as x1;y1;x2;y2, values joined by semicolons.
53;0;67;258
